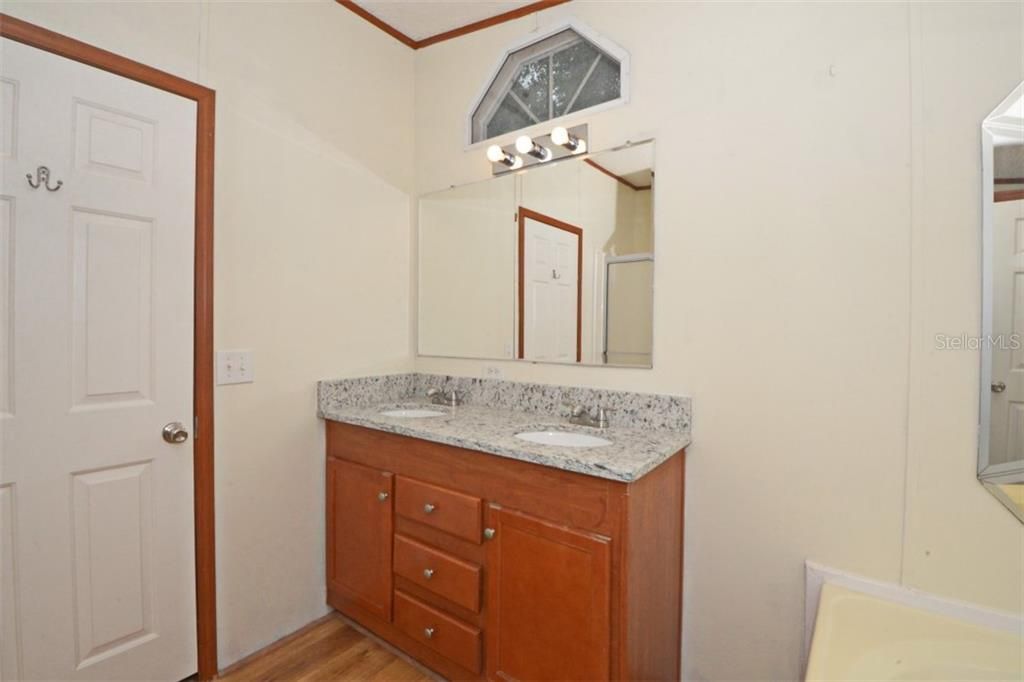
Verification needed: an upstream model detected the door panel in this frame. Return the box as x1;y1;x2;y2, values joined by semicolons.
485;506;611;682
0;77;16;159
73;100;155;181
71;211;154;408
0;483;21;681
0;38;197;680
327;458;394;621
71;462;155;667
0;194;11;416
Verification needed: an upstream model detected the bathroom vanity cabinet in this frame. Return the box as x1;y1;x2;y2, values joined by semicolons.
324;419;685;681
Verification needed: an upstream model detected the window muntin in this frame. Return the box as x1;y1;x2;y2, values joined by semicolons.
472;29;622;143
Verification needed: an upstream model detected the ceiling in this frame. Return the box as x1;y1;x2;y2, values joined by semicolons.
353;1;537;42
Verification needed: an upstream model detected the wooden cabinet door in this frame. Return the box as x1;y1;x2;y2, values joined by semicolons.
484;506;611;681
326;458;394;621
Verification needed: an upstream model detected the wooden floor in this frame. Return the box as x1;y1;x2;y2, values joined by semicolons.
219;613;436;681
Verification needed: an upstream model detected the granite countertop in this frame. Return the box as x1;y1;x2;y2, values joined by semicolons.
320;400;690;483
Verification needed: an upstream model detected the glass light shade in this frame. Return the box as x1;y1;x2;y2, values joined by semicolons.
515;135;535;154
486;144;507;163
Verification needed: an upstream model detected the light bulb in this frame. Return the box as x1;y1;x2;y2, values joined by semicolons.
551;127;569;145
515;135;551;161
515;135;535;154
486;144;506;163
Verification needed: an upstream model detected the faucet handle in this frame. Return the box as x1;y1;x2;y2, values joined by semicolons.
561;402;586;417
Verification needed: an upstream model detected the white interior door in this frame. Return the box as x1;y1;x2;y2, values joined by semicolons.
0;38;198;681
990;199;1024;467
522;213;579;363
605;257;653;366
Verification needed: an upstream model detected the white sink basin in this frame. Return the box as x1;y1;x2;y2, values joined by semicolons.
380;408;447;418
514;431;612;448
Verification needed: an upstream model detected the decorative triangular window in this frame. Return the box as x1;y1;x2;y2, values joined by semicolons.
470;26;626;144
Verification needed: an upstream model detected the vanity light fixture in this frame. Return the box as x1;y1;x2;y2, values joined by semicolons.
486;144;522;169
515;135;551;161
551;126;587;154
487;124;588;175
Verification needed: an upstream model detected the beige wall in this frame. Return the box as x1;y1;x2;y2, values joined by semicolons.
1;0;416;668
413;2;1024;679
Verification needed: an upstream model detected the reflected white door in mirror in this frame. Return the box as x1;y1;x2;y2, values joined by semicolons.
980;81;1024;523
520;209;581;363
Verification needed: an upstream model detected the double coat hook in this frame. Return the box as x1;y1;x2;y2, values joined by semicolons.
26;166;63;192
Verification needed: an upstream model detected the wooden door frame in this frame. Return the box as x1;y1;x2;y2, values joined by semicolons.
0;15;218;681
517;207;583;363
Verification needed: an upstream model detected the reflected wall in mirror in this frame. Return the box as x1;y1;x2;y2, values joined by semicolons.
418;174;517;359
418;140;655;367
980;82;1024;523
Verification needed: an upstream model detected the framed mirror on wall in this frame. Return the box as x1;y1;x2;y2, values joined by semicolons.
418;140;655;368
979;83;1024;523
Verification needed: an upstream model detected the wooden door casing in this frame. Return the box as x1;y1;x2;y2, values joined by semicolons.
484;505;611;682
326;458;394;621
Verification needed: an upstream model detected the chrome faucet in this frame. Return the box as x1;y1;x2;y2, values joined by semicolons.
563;403;614;429
426;387;463;407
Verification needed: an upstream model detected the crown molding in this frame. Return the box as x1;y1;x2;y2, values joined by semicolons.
336;0;573;50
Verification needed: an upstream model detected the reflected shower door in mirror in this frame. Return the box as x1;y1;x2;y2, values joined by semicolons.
980;83;1024;523
418;140;655;368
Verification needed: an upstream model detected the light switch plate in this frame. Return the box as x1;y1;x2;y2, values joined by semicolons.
216;349;254;385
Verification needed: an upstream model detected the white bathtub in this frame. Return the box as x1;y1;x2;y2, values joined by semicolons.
805;584;1023;681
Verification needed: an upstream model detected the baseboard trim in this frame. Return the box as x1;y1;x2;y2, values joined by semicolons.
217;613;335;678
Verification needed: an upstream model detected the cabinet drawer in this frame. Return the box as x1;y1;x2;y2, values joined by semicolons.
394;590;481;674
394;534;481;612
395;477;482;543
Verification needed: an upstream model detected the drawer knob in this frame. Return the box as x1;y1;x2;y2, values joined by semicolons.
423;568;434;579
424;627;435;639
423;503;436;514
483;528;496;540
377;491;389;502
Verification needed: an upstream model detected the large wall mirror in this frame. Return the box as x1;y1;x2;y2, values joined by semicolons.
418;141;655;368
980;83;1024;523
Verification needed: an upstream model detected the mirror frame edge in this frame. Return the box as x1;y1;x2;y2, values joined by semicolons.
977;83;1024;521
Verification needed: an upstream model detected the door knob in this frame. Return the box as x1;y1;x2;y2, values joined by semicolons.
423;503;436;514
162;422;189;444
992;382;1007;394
